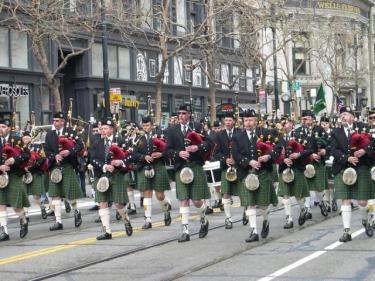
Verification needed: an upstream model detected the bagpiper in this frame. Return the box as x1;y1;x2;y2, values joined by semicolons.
132;115;172;229
232;109;278;242
213;112;241;228
45;112;83;231
89;117;133;240
166;105;211;242
331;106;374;242
0;119;31;241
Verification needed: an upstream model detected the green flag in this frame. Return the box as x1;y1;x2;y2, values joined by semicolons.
314;83;326;114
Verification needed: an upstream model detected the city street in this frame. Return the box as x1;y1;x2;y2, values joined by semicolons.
0;188;374;281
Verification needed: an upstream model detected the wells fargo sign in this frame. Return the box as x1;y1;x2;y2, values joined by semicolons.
316;1;361;15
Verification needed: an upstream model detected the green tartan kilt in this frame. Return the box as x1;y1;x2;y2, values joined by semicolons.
334;165;374;200
306;162;328;192
27;173;46;196
220;170;239;196
175;162;210;200
238;170;278;207
137;161;170;192
278;169;310;199
6;174;30;208
48;165;82;200
95;170;129;204
167;169;176;182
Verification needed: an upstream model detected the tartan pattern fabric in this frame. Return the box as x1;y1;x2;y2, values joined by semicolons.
48;164;82;200
137;160;170;192
0;187;7;205
334;165;374;200
278;169;310;199
27;173;46;196
167;169;176;182
175;162;210;200
220;170;239;196
306;162;328;192
7;173;30;208
238;170;278;207
94;170;129;204
271;164;279;183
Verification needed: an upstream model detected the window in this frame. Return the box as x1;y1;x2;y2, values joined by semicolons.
192;59;201;87
11;30;28;69
0;28;9;67
149;59;156;77
108;45;117;78
174;56;183;85
292;33;310;75
92;43;103;77
232;65;239;91
221;64;229;89
246;68;253;92
176;0;186;35
185;69;191;83
136;52;148;81
118;47;130;79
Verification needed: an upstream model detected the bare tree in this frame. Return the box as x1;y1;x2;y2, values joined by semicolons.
1;0;101;111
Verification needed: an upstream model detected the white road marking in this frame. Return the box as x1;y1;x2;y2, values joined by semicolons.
257;228;365;281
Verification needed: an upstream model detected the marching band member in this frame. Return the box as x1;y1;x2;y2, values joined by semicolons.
214;113;240;228
45;112;84;231
166;105;211;242
0;119;31;241
331;107;373;242
133;116;172;229
277;116;310;229
232;110;278;242
90;117;133;240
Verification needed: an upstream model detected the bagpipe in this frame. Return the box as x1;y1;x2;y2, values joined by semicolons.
343;127;372;186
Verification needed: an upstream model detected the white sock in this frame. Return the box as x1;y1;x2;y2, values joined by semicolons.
117;208;130;223
52;200;62;224
205;199;212;207
143;198;152;222
222;198;231;219
159;198;170;212
297;198;305;210
99;208;111;234
128;190;135;207
70;200;78;211
197;202;207;220
16;210;27;224
0;210;8;233
180;207;189;233
323;190;330;204
359;205;368;221
304;197;311;210
33;197;41;207
283;198;292;220
315;191;323;202
246;208;257;234
341;205;352;230
329;189;334;204
260;205;271;221
213;189;221;201
170;181;176;189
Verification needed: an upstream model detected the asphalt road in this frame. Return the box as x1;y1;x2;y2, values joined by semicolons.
0;189;374;281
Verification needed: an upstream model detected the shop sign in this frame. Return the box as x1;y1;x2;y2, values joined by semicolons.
0;84;29;96
109;88;122;103
123;95;140;108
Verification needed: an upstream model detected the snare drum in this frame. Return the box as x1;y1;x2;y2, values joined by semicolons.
203;161;221;188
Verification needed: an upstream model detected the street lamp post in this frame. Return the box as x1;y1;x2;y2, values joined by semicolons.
351;33;363;111
101;0;110;118
270;3;279;113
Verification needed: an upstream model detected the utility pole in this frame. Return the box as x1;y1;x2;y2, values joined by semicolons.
271;3;279;113
101;0;110;118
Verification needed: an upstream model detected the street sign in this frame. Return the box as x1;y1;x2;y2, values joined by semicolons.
292;80;301;91
259;89;267;113
109;88;122;103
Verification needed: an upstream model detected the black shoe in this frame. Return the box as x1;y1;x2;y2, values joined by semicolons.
49;222;63;231
339;231;352;243
362;219;368;227
245;232;259;243
164;212;172;226
20;220;28;239
140;197;144;208
64;200;71;214
94;217;101;223
128;208;136;215
284;220;294;229
125;221;133;236
41;206;47;219
26;217;30;223
332;199;338;212
0;227;9;241
115;210;121;221
305;211;312;220
314;201;319;206
327;206;331;213
165;202;172;211
219;199;224;211
178;233;190;243
199;218;209;238
242;211;249;226
74;210;82;228
96;232;112;240
261;220;270;239
298;209;306;226
225;218;233;229
142;221;152;229
89;205;99;211
319;202;328;217
205;207;213;215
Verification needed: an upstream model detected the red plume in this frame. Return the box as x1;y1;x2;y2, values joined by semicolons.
58;136;75;150
152;138;167;152
186;131;204;145
109;144;127;160
3;144;22;159
287;139;304;153
256;140;273;156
